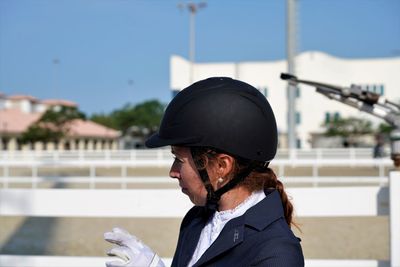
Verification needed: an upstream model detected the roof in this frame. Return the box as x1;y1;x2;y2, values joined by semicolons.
67;119;120;138
41;99;77;107
0;109;41;134
7;95;39;102
0;109;119;138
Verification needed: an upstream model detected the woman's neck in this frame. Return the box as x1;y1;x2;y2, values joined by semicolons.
217;186;252;211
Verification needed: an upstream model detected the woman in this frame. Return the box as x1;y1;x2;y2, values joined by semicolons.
104;77;304;267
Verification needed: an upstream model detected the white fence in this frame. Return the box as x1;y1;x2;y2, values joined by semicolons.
0;148;379;161
0;172;399;267
0;149;399;266
0;148;393;189
0;176;390;190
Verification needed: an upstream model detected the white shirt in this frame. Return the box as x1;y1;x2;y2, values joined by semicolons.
187;190;266;267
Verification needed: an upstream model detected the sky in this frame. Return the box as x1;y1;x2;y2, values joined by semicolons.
0;0;399;115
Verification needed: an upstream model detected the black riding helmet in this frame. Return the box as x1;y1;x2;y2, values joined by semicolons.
146;77;278;210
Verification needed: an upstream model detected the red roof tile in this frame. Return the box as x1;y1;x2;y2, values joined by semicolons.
8;95;38;102
0;109;41;134
67;119;120;138
41;99;77;107
0;109;119;138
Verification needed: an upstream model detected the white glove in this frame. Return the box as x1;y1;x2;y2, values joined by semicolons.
104;227;165;267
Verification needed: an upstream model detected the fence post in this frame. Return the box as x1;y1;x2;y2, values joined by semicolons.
390;170;400;267
121;165;127;189
312;162;319;187
3;165;9;189
130;150;136;161
32;165;38;189
90;165;95;189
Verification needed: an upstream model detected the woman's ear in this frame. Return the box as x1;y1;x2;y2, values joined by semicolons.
216;153;235;177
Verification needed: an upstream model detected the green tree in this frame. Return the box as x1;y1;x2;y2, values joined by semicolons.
91;99;165;135
21;106;86;144
130;100;165;131
377;122;395;135
322;116;374;147
90;113;118;130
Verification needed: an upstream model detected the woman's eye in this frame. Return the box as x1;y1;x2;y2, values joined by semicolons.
173;156;183;163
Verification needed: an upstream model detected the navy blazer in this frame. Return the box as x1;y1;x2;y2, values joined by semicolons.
171;190;304;267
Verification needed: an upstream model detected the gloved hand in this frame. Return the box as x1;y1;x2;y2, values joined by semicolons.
104;227;165;267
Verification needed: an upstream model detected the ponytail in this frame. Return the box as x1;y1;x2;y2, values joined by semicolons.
265;169;294;227
240;167;296;228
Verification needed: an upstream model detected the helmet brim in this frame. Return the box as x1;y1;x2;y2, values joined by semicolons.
145;133;203;148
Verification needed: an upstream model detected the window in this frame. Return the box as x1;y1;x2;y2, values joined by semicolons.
325;112;331;124
325;112;340;123
296;138;301;149
295;87;300;98
334;112;340;122
295;112;301;125
379;85;385;95
355;83;385;96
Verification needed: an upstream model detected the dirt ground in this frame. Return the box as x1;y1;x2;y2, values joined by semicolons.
0;215;389;260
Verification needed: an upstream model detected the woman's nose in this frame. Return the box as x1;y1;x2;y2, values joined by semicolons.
169;164;180;179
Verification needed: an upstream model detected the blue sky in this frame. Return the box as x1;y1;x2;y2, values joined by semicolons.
0;0;399;115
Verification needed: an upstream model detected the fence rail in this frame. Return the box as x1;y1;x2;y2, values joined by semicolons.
0;176;389;189
0;148;380;162
0;149;393;189
0;255;389;267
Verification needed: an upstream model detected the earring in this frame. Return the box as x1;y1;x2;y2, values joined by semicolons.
217;177;224;183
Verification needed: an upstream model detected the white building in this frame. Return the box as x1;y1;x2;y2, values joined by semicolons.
170;51;400;149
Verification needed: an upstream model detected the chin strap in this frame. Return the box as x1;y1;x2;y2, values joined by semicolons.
192;148;263;212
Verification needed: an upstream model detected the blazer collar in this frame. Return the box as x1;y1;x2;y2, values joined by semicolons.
244;189;285;231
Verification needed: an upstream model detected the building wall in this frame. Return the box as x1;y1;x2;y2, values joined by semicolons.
170;51;400;148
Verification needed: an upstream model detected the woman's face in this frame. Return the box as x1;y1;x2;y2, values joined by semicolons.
169;146;209;206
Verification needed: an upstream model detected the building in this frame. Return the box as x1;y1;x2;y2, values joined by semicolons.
0;95;120;151
170;51;400;149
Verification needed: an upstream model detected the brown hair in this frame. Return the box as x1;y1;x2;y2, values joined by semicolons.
191;147;296;228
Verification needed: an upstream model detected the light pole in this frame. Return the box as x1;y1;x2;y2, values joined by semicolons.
178;2;206;84
53;58;60;98
286;0;298;156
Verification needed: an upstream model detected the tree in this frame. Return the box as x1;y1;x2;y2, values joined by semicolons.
20;106;86;144
322;116;374;147
130;100;165;131
90;113;118;130
377;122;395;135
91;99;165;135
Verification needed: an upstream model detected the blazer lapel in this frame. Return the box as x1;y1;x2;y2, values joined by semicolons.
192;217;245;267
179;214;208;267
